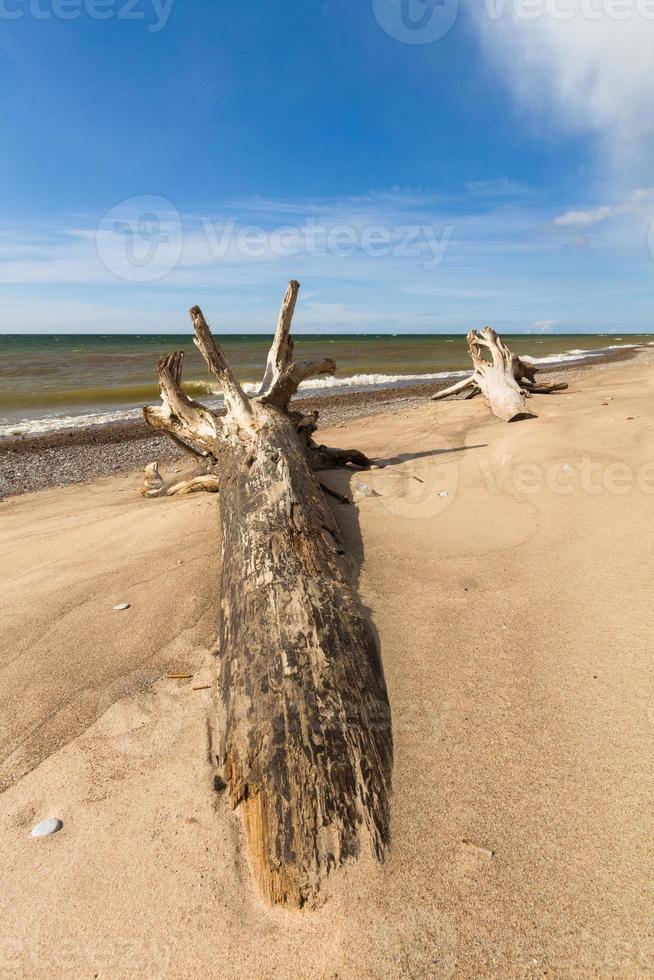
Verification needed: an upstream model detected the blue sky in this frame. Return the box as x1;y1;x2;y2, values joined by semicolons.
1;0;653;333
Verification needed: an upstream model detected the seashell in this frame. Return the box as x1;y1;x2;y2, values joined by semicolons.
113;603;130;611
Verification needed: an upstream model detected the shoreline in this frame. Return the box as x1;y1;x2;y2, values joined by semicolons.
0;344;647;500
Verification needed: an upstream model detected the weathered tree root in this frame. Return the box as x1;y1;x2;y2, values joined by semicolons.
142;281;392;907
431;327;568;422
141;461;221;497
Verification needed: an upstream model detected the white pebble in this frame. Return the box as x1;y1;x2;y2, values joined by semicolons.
31;818;63;838
113;603;130;611
438;491;449;497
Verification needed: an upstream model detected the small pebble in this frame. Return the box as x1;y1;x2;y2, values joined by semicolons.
113;603;130;611
31;818;63;838
438;491;449;497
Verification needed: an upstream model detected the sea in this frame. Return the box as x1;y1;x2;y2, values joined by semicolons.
1;333;652;437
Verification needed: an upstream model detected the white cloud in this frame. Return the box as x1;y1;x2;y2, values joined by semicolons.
531;319;559;332
554;206;616;227
469;1;654;156
552;187;654;227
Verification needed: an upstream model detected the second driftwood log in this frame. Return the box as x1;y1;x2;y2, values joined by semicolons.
431;327;568;422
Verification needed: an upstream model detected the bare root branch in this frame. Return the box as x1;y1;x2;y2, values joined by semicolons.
141;461;166;497
189;306;253;429
431;375;477;401
468;327;515;372
513;356;538;385
318;481;351;505
259;280;300;396
521;380;569;394
141;460;220;497
143;352;221;456
262;358;336;411
306;443;372;472
168;474;221;496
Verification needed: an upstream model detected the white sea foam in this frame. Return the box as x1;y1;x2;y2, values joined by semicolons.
0;406;146;437
525;343;636;367
242;370;465;396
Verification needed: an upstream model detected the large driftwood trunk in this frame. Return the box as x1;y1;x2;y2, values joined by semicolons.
218;412;391;905
431;327;567;422
143;282;392;907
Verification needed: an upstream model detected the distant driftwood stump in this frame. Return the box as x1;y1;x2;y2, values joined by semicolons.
431;327;568;422
142;281;392;906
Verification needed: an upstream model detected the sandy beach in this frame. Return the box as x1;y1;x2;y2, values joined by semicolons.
1;352;653;977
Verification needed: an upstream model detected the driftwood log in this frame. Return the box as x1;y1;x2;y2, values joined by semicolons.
143;281;392;907
431;327;568;422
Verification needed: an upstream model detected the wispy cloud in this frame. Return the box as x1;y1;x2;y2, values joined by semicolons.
552;188;654;229
0;188;548;290
1;186;652;333
465;178;531;198
554;206;617;228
